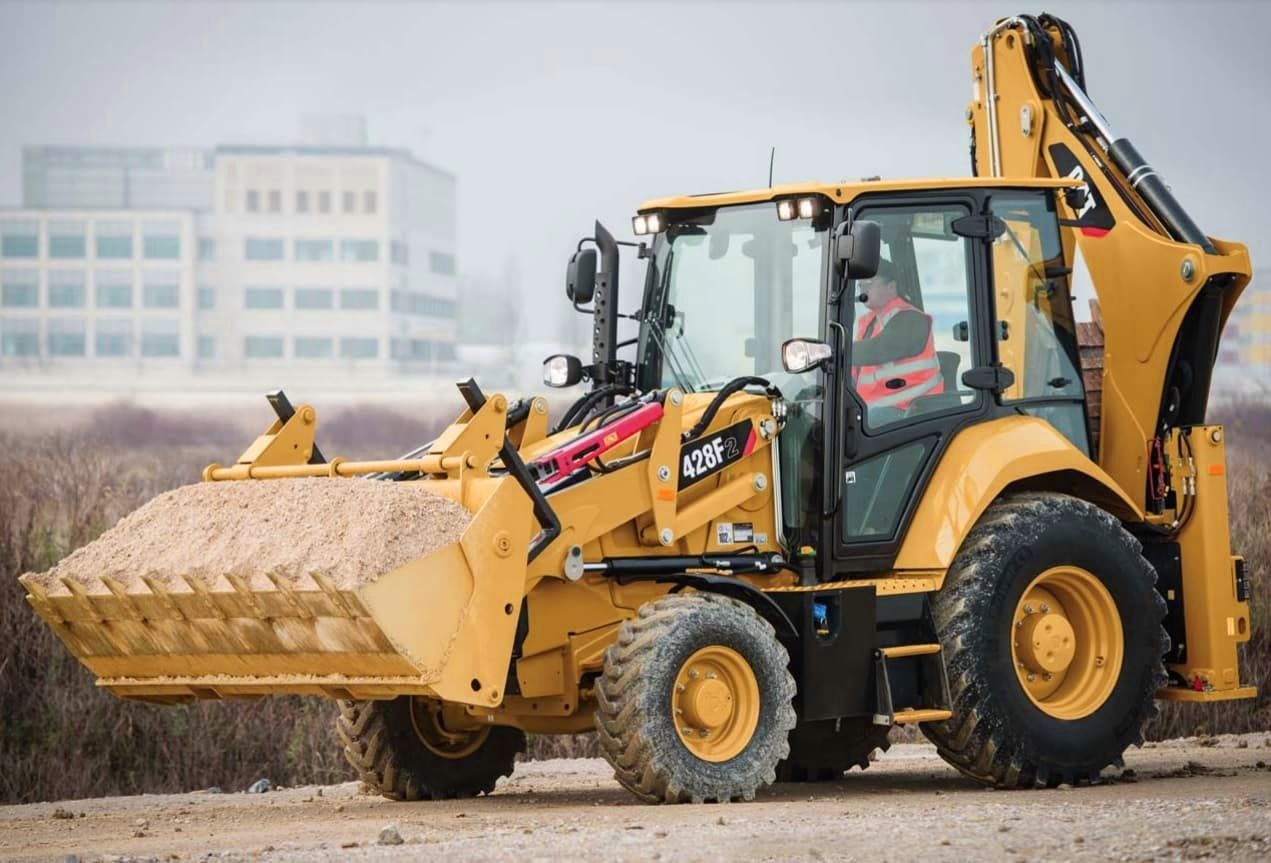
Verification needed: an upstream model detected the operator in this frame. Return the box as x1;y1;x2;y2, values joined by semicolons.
851;259;943;416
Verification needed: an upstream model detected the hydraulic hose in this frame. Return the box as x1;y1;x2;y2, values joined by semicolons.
683;377;778;441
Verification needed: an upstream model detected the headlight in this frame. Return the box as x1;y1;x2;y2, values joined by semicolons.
542;354;584;388
632;211;665;236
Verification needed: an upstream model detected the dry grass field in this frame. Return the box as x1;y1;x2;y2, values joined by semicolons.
1;401;1266;804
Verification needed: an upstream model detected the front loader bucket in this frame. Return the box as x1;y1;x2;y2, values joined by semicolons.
20;475;534;707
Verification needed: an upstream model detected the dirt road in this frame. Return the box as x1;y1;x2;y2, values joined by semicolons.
4;734;1269;863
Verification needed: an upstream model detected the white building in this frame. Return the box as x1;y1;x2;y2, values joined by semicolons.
0;123;459;398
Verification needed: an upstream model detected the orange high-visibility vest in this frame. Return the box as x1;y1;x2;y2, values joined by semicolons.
853;297;944;410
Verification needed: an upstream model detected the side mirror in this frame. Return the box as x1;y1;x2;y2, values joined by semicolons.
835;220;881;280
542;353;584;388
781;338;834;374
566;248;597;304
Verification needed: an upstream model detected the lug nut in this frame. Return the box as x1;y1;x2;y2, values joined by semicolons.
1039;603;1050;613
689;669;699;679
1023;604;1034;614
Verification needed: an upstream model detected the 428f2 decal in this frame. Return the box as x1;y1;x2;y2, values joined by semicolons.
677;419;757;490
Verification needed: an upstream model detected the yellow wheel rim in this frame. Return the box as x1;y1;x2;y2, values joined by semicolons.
408;698;490;759
1011;566;1123;720
672;646;760;762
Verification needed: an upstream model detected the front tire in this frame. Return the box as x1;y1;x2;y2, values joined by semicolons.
337;697;524;801
923;492;1168;787
595;593;796;803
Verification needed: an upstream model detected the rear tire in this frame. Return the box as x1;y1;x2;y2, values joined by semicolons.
595;593;796;803
337;697;524;801
923;492;1167;787
776;718;891;782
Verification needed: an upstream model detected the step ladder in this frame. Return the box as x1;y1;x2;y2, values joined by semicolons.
873;642;953;726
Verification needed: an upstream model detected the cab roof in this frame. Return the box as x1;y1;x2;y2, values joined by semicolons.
637;176;1078;212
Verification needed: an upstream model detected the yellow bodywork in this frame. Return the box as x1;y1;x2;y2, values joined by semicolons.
20;18;1255;731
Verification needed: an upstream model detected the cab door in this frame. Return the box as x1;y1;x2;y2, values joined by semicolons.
826;193;994;573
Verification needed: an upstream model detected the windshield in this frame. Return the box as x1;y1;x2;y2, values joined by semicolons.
637;202;827;395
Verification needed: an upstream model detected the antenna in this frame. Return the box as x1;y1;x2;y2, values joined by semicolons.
768;146;775;187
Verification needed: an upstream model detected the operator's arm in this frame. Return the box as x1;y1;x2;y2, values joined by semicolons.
852;311;930;366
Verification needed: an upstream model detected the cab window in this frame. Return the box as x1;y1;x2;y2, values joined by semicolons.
988;191;1089;454
849;205;979;432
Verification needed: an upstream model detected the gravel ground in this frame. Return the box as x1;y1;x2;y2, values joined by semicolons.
3;734;1269;863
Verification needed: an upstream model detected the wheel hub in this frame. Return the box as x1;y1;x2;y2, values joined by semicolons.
1010;566;1124;720
1017;612;1076;674
681;677;734;729
672;646;760;763
408;697;490;759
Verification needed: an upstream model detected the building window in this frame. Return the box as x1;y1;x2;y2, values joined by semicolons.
48;320;86;357
340;337;378;359
1;319;40;357
95;271;133;308
198;285;216;310
198;335;215;359
246;189;260;212
268;189;282;213
295;336;334;358
49;271;87;308
295;287;333;310
296;190;310;213
429;251;456;276
1;269;39;308
419;294;457;318
244;237;285;261
340;239;379;262
363;190;377;213
1;220;39;258
340;288;379;310
95;320;131;357
390;240;409;266
295;238;334;262
142;272;180;308
95;220;133;259
245;286;284;310
48;221;87;259
244;335;284;358
141;322;180;357
142;220;181;259
198;237;216;261
342;190;356;213
318;190;332;213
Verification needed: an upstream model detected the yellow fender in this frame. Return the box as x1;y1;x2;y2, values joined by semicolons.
893;416;1141;572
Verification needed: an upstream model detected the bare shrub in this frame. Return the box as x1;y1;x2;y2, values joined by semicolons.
0;400;1267;803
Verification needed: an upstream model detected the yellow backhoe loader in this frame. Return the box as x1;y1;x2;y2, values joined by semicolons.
22;13;1254;804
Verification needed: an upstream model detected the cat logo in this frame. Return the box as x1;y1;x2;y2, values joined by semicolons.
1047;143;1115;232
1065;165;1098;220
603;431;620;447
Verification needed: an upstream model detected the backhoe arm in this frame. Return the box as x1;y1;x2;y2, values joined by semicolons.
968;13;1253;510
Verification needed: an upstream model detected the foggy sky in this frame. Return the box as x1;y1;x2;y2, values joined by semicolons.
1;0;1267;339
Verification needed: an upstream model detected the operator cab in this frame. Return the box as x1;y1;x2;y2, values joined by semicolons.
558;179;1089;578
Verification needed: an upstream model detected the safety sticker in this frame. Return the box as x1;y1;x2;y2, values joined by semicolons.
714;521;755;546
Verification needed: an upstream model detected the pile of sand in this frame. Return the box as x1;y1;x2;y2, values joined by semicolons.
25;477;473;594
